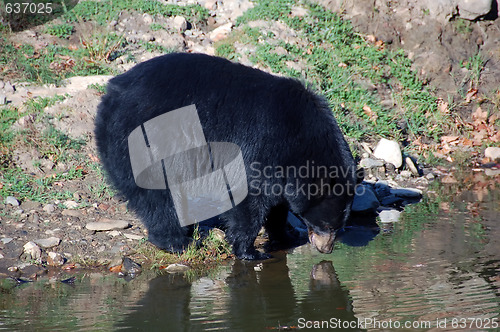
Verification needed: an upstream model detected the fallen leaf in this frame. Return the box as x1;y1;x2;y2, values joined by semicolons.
363;105;378;123
109;264;122;273
472;107;488;125
465;88;478;103
437;99;449;113
441;136;459;143
366;35;376;43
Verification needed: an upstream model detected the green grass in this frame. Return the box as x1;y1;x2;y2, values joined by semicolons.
229;0;445;142
63;0;208;26
45;23;74;39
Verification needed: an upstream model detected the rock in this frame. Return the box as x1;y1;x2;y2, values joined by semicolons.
380;195;404;207
108;230;121;237
457;0;493;20
62;209;83;217
400;170;412;178
63;200;79;209
211;228;226;242
405;157;420;176
390;188;423;199
378;209;401;223
485;147;500;161
86;218;130;231
209;23;232;42
1;237;13;244
0;94;6;105
165;263;190;273
43;204;56;213
352;185;380;214
47;252;65;266
121;257;142;275
373;138;402;168
425;172;435;180
291;6;308;17
23;242;41;260
5;196;20;206
4;81;15;93
485;168;500;176
0;253;3;259
360;158;384;168
172;16;188;32
34;237;61;248
374;180;391;199
123;233;143;240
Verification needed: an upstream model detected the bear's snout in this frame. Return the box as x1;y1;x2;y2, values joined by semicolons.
308;229;336;254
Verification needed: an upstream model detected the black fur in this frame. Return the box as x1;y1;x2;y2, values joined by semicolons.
95;53;357;260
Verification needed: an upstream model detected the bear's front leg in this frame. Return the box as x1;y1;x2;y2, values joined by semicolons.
222;203;271;260
136;206;192;253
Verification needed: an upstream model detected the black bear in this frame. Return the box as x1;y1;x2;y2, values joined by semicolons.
95;52;358;260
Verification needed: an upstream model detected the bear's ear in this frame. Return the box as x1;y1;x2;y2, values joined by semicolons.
356;167;364;184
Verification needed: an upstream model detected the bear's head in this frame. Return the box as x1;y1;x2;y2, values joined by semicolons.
300;168;363;253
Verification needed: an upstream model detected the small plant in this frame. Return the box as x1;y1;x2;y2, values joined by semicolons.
45;23;74;39
150;23;164;31
80;30;125;63
461;52;485;88
88;83;107;94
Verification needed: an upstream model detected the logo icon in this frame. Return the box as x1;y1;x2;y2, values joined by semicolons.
127;104;248;226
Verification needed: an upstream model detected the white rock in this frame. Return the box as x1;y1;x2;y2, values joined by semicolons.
485;147;500;161
1;237;13;244
360;158;384;168
165;263;190;273
123;233;143;240
0;253;4;259
108;230;121;237
23;241;41;260
457;0;493;20
34;237;61;248
405;157;420;176
374;138;402;168
86;219;130;231
5;196;19;206
172;16;188;32
378;209;401;223
63;200;79;209
47;252;65;266
43;204;56;213
209;23;232;42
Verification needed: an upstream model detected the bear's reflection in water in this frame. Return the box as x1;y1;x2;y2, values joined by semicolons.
116;253;360;331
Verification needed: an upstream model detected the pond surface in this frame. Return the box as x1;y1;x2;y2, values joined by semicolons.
1;176;499;331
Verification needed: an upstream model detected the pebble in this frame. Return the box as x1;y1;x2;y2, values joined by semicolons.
86;218;130;231
378;209;401;223
121;257;142;275
173;16;188;32
209;22;232;42
0;253;3;259
34;237;61;248
352;185;380;214
62;209;83;217
405;157;420;176
123;233;143;240
165;263;190;273
5;196;20;206
47;252;65;266
1;237;14;244
63;200;79;209
43;204;56;213
0;94;7;105
108;230;121;237
23;241;42;260
485;147;500;162
360;158;384;168
373;138;402;168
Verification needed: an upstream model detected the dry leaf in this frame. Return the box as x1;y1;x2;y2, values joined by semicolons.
441;136;459;143
472;107;488;124
438;100;449;113
363;105;378;123
465;88;478;103
366;35;376;43
109;264;123;273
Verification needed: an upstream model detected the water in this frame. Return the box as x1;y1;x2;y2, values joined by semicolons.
1;176;499;331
